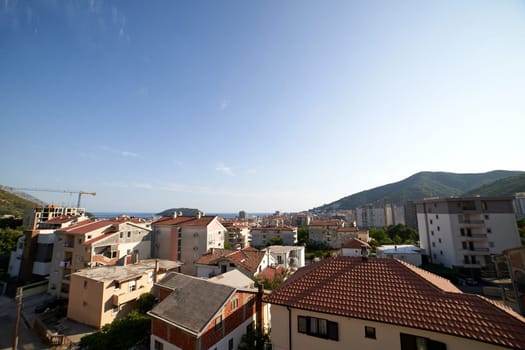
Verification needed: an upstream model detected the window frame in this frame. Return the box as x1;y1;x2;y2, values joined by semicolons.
297;315;338;341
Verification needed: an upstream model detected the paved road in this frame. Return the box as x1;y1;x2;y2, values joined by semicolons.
0;293;56;350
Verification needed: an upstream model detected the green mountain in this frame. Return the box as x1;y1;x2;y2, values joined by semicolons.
156;208;201;217
463;173;525;197
0;188;40;217
315;170;524;211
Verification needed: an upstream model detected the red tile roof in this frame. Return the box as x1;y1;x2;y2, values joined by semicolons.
336;226;358;232
196;247;266;274
59;220;115;235
250;226;296;232
341;238;371;249
265;257;525;349
153;215;216;227
44;215;81;224
309;220;342;227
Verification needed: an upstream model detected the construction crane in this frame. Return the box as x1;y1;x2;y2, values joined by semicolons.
9;187;96;208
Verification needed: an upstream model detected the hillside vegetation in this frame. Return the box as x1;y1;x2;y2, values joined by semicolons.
315;170;524;211
0;188;39;217
463;173;525;197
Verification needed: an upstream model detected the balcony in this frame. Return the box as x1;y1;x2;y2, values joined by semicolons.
459;219;485;225
112;285;146;306
92;254;118;266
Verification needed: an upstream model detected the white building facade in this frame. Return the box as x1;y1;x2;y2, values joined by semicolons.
416;197;521;270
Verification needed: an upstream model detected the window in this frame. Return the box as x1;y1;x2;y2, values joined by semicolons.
120;232;123;238
438;238;442;243
127;231;131;238
429;219;433;225
129;279;136;292
365;326;376;339
83;280;88;289
460;228;465;236
489;242;495;248
484;214;489;220
437;226;440;231
435;214;439;219
432;242;435;247
400;333;446;350
154;340;163;350
112;306;118;314
482;201;488;210
228;338;234;350
115;281;120;290
297;316;338;341
78;238;82;244
214;315;223;330
440;250;443;256
230;298;238;310
487;228;492;233
431;231;434;236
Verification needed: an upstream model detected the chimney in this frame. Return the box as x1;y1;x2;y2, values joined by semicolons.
172;211;178;219
153;259;159;283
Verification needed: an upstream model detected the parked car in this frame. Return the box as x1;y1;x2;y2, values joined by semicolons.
34;298;65;313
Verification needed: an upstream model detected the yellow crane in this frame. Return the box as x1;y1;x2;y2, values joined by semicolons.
10;187;96;207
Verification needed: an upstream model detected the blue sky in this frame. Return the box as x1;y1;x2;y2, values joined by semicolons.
1;1;524;213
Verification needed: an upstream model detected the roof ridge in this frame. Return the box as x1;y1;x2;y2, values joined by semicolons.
395;259;462;293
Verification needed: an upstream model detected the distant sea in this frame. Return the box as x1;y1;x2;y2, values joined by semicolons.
92;212;271;219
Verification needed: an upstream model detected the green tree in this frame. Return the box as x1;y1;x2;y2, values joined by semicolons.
0;227;24;272
79;310;150;350
238;328;270;350
297;226;309;245
137;293;156;314
269;235;283;246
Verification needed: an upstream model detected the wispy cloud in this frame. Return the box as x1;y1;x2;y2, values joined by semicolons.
121;151;139;158
219;99;230;111
98;145;141;158
134;183;152;189
246;168;257;175
216;163;234;176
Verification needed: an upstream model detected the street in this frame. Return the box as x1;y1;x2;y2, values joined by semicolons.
0;293;57;350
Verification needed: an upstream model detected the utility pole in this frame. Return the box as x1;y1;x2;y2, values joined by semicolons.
13;287;22;350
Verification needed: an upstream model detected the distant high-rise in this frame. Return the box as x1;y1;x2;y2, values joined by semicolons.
238;210;247;219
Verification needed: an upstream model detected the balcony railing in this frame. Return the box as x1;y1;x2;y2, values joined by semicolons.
459;219;485;225
112;285;146;306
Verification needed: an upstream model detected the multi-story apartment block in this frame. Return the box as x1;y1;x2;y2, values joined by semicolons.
23;205;85;230
416;197;521;270
514;192;525;219
355;204;406;228
48;218;152;297
151;212;226;275
9;215;90;281
222;222;251;249
68;259;180;328
250;226;297;247
265;257;525;350
308;219;344;246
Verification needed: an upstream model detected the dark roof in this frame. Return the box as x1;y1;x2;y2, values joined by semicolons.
264;257;525;349
150;273;235;334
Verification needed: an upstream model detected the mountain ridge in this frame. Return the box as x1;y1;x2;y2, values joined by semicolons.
314;170;524;211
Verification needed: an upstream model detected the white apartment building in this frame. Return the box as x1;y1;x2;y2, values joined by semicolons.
416;197;520;270
250;226;298;247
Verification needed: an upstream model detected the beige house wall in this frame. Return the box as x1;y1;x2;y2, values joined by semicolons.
68;267;160;328
270;305;508;350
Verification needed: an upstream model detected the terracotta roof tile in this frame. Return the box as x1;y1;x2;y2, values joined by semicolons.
196;247;266;274
153;215;216;227
264;257;525;349
341;238;371;249
309;220;342;227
